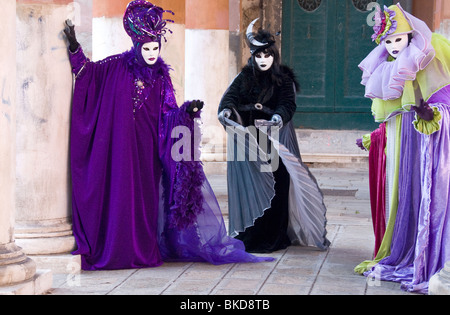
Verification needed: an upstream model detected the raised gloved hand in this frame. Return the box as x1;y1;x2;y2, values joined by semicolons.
412;98;434;121
187;100;204;114
356;138;366;151
63;19;80;53
270;114;283;128
218;108;232;124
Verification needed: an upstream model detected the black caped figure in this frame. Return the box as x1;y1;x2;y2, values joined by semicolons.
218;19;330;253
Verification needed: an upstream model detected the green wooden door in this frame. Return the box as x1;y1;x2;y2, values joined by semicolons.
282;0;393;130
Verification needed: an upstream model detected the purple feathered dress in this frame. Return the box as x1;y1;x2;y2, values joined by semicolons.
69;47;272;270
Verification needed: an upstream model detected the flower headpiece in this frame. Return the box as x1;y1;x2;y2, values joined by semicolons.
123;0;174;43
371;5;413;45
372;5;397;44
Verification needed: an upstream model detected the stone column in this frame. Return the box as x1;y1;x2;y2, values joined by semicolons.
240;0;260;68
0;0;36;291
429;262;450;295
92;0;131;61
185;0;230;164
14;1;75;256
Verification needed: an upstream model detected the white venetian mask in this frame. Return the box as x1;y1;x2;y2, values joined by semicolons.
141;42;160;65
384;33;409;58
254;51;274;71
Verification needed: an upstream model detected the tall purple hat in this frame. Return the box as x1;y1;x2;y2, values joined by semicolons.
123;0;174;44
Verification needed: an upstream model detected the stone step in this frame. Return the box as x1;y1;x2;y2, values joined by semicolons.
202;153;368;176
206;166;370;217
201;128;370;174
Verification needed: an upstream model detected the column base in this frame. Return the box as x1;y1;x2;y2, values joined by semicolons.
0;243;36;286
0;270;52;295
429;261;450;295
15;221;76;255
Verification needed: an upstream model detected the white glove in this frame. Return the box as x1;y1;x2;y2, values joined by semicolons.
270;114;283;128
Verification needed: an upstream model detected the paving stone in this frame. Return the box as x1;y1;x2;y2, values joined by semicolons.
258;283;311;295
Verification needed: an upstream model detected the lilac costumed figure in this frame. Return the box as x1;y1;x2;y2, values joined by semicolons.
355;4;450;294
64;0;272;270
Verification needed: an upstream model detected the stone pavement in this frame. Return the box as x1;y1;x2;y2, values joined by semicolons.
46;167;418;296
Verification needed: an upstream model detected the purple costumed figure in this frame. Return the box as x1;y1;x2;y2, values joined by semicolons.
64;0;272;270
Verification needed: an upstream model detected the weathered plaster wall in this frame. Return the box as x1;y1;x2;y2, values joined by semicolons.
15;2;75;254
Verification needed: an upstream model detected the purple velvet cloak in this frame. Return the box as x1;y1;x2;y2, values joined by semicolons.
69;47;272;270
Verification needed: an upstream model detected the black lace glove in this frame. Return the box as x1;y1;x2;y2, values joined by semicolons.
187;100;204;114
63;19;80;53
